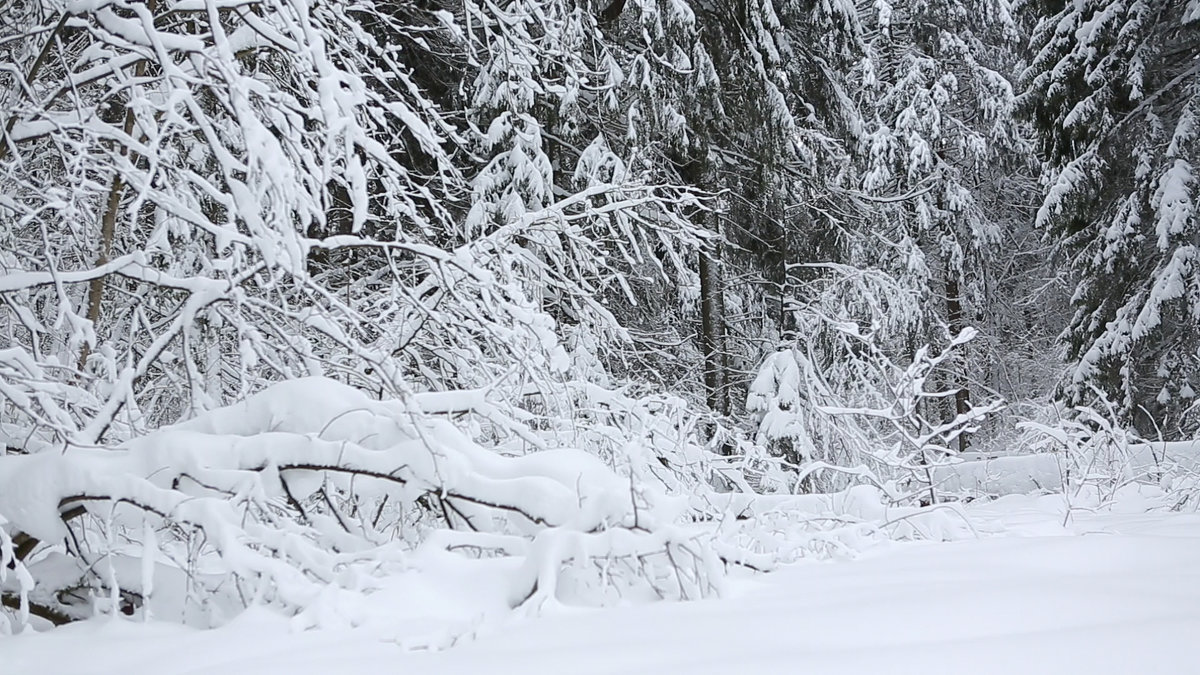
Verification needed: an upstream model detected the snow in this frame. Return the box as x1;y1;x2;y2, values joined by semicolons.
2;0;1198;668
931;439;1200;499
4;490;1198;674
932;453;1064;495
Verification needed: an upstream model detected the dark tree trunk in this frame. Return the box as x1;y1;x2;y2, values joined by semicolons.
945;274;971;452
699;238;728;419
79;41;153;370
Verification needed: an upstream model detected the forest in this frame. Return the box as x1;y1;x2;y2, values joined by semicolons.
0;0;1199;665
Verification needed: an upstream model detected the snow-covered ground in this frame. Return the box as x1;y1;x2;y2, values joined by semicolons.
5;490;1200;675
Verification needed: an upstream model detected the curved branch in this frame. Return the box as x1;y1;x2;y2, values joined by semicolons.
1;592;75;626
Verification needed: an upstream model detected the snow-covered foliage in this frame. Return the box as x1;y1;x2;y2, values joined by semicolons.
0;0;735;629
0;0;956;634
1;0;1196;643
747;264;1001;499
1020;0;1200;437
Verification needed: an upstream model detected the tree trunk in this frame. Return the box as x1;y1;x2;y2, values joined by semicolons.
699;235;728;419
672;154;729;425
945;274;971;452
78;20;152;370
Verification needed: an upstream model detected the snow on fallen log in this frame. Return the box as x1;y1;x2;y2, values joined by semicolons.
0;378;720;628
1126;440;1200;476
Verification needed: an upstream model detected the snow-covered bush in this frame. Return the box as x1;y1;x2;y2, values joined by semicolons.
747;264;1001;500
0;0;732;631
0;379;730;629
1018;400;1200;510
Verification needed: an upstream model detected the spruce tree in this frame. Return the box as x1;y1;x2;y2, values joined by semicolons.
1021;0;1200;437
854;0;1025;441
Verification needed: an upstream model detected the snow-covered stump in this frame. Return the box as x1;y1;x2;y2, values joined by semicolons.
0;379;724;630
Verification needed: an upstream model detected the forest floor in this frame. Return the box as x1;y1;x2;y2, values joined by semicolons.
5;488;1200;675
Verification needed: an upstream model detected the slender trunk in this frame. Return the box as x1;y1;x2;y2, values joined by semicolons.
945;274;971;452
673;156;729;427
699;236;728;419
79;41;152;369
